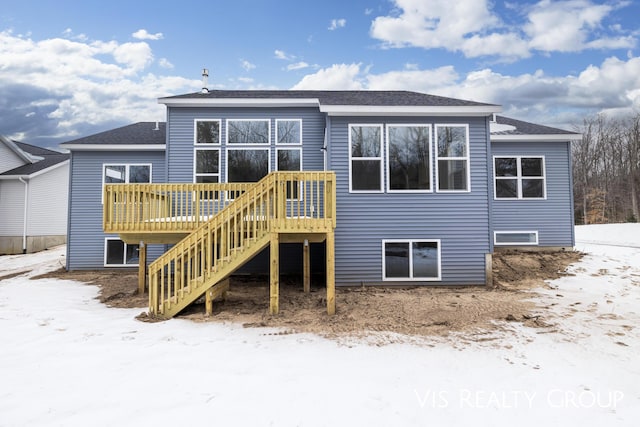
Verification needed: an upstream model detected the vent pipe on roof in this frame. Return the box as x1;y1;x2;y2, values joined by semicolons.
153;121;159;131
201;68;209;94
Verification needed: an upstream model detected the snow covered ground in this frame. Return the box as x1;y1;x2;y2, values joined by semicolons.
0;225;638;426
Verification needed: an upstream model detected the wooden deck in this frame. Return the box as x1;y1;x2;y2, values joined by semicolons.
103;171;336;318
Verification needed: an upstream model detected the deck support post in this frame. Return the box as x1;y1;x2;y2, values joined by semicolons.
205;278;230;316
303;239;310;293
326;232;335;315
269;233;279;315
138;242;147;294
485;253;493;288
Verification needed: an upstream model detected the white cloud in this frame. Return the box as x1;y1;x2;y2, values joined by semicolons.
367;66;459;92
365;8;374;16
291;63;364;89
370;0;636;60
158;58;174;69
132;29;163;41
287;62;309;71
291;56;640;128
328;19;347;31
274;49;294;60
61;28;88;42
113;42;154;70
241;60;256;71
371;0;505;50
525;0;634;52
0;30;199;145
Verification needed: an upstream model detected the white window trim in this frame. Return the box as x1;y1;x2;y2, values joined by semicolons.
434;124;471;193
193;147;220;183
348;123;384;193
101;163;152;204
275;147;303;171
386;124;433;193
276;147;304;201
194;119;221;145
382;239;442;281
104;238;139;267
275;119;303;145
494;231;539;246
226;118;271;145
493;155;547;200
225;146;271;183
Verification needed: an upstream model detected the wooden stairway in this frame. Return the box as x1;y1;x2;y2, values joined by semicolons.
146;172;336;319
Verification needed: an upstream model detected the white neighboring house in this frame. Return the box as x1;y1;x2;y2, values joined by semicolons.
0;135;70;254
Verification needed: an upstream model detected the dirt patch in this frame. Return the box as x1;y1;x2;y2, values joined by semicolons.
35;250;583;339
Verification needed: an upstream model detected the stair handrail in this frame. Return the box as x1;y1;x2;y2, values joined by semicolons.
147;171;336;317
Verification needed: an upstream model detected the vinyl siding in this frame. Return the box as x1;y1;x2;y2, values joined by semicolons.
166;106;326;275
26;163;69;236
0;143;26;174
0;180;25;235
491;141;574;247
166;107;325;181
330;116;491;286
66;150;166;270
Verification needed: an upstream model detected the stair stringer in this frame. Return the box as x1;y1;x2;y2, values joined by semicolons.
148;173;278;319
158;233;271;318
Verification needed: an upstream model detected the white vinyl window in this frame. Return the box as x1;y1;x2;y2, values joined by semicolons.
104;238;139;267
102;163;151;203
276;148;302;200
103;164;151;185
382;239;441;281
435;124;470;192
226;119;270;183
227;119;270;144
195;119;221;144
194;119;221;183
494;156;546;199
494;231;539;246
349;124;383;192
276;119;302;145
386;124;432;192
226;148;270;182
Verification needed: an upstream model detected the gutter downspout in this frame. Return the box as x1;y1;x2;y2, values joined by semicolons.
18;177;29;254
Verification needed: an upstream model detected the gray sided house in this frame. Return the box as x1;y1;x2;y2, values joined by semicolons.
62;123;167;269
0;135;70;254
62;90;580;316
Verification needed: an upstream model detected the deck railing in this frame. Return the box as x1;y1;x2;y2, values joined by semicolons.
130;171;335;317
103;183;254;233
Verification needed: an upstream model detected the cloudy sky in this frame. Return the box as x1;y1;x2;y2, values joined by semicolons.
1;0;639;148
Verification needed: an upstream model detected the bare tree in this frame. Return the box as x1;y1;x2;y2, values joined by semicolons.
572;112;640;224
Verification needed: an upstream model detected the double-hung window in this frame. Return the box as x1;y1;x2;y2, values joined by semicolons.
276;119;302;199
435;124;470;192
226;119;270;182
383;240;441;281
349;124;383;192
387;125;432;192
194;120;220;183
494;156;545;199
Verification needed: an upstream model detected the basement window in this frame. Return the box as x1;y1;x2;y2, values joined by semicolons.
382;239;441;281
104;238;139;267
494;231;539;246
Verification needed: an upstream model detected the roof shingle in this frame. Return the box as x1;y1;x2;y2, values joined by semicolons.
162;90;496;107
61;122;166;146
